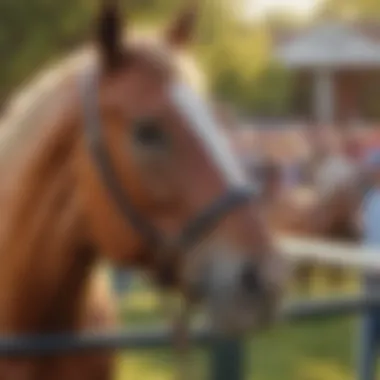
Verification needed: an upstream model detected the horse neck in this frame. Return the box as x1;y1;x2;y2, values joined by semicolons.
0;80;97;334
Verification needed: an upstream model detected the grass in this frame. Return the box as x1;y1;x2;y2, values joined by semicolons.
249;317;355;380
113;270;368;380
115;317;357;380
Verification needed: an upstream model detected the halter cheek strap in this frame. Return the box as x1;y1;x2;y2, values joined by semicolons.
80;69;163;246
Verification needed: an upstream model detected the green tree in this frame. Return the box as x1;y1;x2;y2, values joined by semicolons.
0;0;94;104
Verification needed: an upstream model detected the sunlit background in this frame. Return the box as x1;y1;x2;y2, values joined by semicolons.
2;0;380;379
247;0;319;19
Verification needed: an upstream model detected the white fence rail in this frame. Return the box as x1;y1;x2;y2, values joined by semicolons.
277;236;380;271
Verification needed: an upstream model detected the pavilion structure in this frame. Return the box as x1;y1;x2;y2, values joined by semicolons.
274;21;380;127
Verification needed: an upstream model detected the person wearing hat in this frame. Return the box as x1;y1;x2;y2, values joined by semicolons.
357;149;380;380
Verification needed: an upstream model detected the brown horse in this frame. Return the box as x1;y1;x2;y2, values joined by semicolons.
0;2;285;379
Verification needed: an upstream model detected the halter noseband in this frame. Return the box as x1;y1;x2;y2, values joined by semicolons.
80;70;254;261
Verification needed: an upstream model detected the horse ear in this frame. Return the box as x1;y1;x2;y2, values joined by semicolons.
96;0;124;71
166;4;198;48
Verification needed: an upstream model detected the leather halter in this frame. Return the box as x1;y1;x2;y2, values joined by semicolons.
80;70;254;256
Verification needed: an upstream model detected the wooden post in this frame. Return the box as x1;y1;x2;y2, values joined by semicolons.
210;338;245;380
314;68;334;125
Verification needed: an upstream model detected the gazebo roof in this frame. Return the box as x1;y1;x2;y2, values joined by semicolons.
275;22;380;69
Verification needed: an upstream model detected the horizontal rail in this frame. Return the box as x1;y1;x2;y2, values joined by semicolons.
277;236;380;271
1;294;379;357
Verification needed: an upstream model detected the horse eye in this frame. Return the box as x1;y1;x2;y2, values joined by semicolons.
133;118;169;148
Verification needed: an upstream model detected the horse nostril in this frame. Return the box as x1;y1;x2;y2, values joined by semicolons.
241;265;261;294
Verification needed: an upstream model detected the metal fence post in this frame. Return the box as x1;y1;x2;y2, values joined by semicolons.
210;338;245;380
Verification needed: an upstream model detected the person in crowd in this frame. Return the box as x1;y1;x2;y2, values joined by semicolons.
311;128;357;196
283;157;304;188
357;149;380;380
249;156;284;207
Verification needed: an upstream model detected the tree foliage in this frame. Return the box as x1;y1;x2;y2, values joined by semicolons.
0;0;94;104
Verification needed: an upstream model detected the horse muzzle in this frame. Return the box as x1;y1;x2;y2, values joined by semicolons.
193;248;287;335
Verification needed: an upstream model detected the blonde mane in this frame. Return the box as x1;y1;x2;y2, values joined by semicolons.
0;48;92;162
0;30;207;163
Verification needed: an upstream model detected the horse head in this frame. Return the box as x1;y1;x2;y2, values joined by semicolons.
75;0;286;334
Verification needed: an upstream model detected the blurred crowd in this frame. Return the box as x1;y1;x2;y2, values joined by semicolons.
234;123;380;380
234;125;378;198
